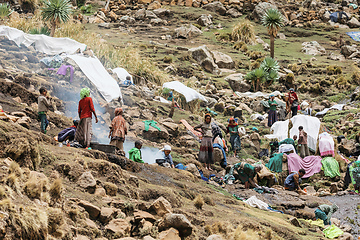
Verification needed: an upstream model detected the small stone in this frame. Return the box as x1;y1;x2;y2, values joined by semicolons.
99;207;117;224
105;219;131;238
159;228;181;240
289;217;302;228
78;200;101;220
77;172;97;193
149;196;173;216
158;213;193;237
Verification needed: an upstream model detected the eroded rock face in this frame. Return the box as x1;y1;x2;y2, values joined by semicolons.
202;2;226;15
158;213;193;237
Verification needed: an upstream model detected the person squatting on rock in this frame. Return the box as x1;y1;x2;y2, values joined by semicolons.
298;126;310;158
314;204;339;226
268;94;278;127
225;162;262;189
156;145;175;168
38;87;51;134
195;113;214;171
109;108;127;152
288;88;299;117
58;120;79;143
129;140;144;163
284;169;305;191
227;118;241;157
75;88;98;150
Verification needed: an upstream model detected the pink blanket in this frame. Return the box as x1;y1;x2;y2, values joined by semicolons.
286;153;322;178
319;135;335;157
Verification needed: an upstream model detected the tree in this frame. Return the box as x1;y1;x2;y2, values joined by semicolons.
261;8;284;58
245;68;267;92
41;0;71;37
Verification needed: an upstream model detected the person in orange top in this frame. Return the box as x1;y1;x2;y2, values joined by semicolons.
109;108;127;152
288;88;299;117
75;88;98;149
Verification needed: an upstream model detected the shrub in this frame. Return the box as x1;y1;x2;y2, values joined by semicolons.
192;23;202;30
326;65;342;75
29;26;50;35
103;182;118;196
193;195;204;209
216;32;231;41
287;63;300;74
0;3;12;18
6;173;19;192
80;4;93;14
49;178;63;200
9;161;22;177
248;51;265;60
163;56;173;63
231;20;256;44
24;175;48;199
47;207;64;234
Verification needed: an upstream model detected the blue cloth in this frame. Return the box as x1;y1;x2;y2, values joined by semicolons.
315;209;330;225
58;127;76;142
284;171;302;190
268;206;284;214
213;143;227;168
162;152;174;166
347;31;360;42
175;163;187;170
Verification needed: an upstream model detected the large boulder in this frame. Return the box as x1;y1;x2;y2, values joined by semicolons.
149;196;172;216
202;2;226;16
227;8;242;18
250;100;264;113
212;51;235;69
189;45;220;75
131;121;169;142
78;200;101;220
197;14;212;27
105;219;131;238
213;148;224;163
175;24;202;39
158;213;193;237
253;2;277;21
341;45;358;58
225;73;250;92
77;171;97;193
348;17;360;28
338;139;358;156
301;41;326;56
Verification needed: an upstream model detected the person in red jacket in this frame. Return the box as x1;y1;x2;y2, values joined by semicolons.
288;88;299;117
75;88;98;149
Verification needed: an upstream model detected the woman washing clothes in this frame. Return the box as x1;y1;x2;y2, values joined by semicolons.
195;114;214;171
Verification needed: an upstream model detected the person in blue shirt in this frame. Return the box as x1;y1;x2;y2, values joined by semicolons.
156;145;175;168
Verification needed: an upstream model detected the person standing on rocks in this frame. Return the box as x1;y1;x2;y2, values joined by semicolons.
287;88;299;117
227;118;241;157
195;114;214;171
268;95;278;127
284;169;305;191
38;87;51;134
314;204;339;226
75;88;98;150
298;126;310;158
249;127;261;152
109;108;127;153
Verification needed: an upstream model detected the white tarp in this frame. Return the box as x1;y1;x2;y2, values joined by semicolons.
235;90;282;99
163;81;207;102
68;55;122;102
113;67;133;85
315;104;345;117
244;196;269;210
265;115;321;151
0;25;87;55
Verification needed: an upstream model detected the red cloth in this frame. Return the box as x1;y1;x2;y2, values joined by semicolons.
288;92;298;104
78;97;95;119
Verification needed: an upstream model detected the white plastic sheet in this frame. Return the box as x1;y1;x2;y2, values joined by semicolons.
315;104;345;117
244;196;269;210
279;144;296;153
163;81;207;102
0;25;87;55
68;55;122;102
235;91;282;99
265;115;320;152
112;67;133;85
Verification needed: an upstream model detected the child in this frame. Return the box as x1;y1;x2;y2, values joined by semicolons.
129;140;144;163
38;87;51;134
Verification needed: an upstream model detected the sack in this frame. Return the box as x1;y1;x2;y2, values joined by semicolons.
156;159;166;165
292;100;298;108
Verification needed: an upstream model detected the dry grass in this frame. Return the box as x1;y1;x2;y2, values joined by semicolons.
49;178;63;200
194;194;204;210
47;207;64;236
0;186;7;200
9;161;22;178
233;226;260;240
6;173;20;193
24;175;48;200
6;10;44;32
232;20;256;45
103;182;118;196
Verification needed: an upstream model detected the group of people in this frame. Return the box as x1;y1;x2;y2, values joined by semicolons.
267;88;300;128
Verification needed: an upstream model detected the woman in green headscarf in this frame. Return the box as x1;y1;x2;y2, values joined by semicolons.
75;88;98;150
